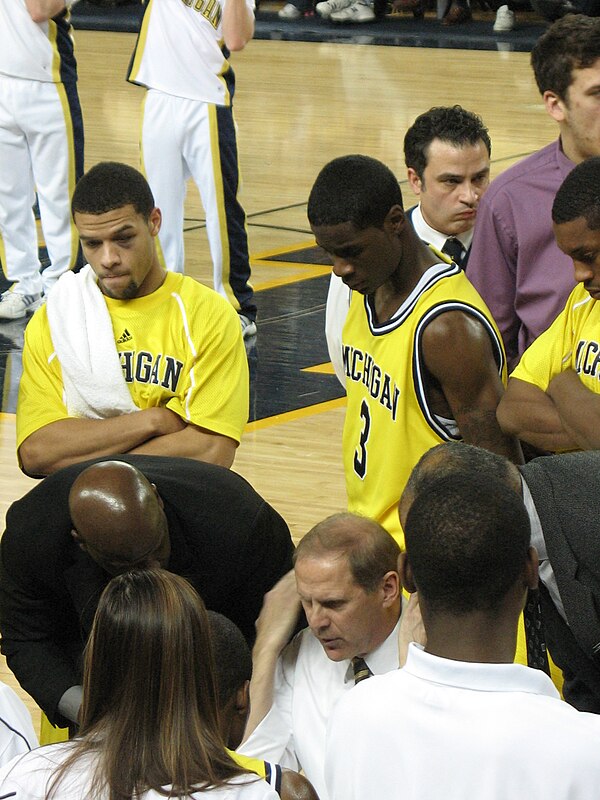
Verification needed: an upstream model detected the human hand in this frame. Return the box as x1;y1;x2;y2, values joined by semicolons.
254;570;302;655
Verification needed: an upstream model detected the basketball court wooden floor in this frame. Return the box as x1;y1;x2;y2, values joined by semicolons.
0;30;557;726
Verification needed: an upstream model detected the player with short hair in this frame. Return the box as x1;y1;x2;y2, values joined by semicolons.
17;162;249;477
325;472;600;800
498;156;600;452
326;106;491;385
310;154;521;547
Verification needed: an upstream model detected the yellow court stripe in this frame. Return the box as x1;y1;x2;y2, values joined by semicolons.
244;396;346;433
302;362;336;375
251;265;331;293
252;241;319;261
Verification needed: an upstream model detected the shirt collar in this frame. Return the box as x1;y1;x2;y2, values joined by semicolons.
521;476;548;561
404;642;559;697
410;204;474;252
556;136;577;176
344;617;401;684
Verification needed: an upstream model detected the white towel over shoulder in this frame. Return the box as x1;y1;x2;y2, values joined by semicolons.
46;265;139;418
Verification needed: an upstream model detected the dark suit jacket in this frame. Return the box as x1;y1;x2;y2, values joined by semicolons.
521;451;600;711
0;455;294;726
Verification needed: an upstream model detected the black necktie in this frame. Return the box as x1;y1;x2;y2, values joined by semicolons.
523;589;550;675
441;237;464;267
351;656;373;685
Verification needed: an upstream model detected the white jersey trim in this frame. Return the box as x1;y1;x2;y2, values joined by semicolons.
413;301;505;440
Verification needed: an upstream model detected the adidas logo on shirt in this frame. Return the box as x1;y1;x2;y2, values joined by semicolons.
117;329;132;344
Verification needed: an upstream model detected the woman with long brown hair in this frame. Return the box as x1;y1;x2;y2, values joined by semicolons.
0;569;278;800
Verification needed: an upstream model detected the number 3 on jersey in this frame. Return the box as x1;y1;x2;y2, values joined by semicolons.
353;399;371;479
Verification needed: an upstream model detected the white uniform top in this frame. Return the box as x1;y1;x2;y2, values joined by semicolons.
326;643;600;800
239;621;400;800
0;0;77;83
0;683;38;768
129;0;254;106
0;744;278;800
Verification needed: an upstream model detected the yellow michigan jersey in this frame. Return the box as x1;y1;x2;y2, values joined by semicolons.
342;261;506;548
511;282;600;395
17;271;249;450
228;751;282;794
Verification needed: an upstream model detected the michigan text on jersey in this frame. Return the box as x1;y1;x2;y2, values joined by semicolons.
119;351;183;392
342;345;400;421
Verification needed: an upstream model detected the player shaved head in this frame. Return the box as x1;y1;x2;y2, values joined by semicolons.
68;461;170;574
400;442;522;529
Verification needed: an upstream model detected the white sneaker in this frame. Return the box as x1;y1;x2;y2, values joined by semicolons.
240;314;257;339
316;0;353;17
0;291;42;320
278;2;302;18
331;1;376;21
493;5;514;31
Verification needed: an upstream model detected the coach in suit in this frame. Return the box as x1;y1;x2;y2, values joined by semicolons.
0;455;294;727
325;105;491;385
402;443;600;713
522;451;600;712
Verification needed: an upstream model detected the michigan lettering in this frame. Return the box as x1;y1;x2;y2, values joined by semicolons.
342;345;400;421
120;351;184;392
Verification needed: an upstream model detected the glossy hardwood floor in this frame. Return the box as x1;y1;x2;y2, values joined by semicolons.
0;29;556;729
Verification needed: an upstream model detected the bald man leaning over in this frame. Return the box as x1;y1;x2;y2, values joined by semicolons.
0;455;294;729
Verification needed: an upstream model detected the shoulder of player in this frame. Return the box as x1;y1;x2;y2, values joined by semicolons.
169;275;240;320
420;307;492;357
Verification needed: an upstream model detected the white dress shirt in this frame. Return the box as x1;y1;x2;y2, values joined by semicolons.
521;477;567;622
409;204;473;258
239;621;400;800
326;642;600;800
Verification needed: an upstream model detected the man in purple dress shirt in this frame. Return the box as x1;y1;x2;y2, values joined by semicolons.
467;15;600;371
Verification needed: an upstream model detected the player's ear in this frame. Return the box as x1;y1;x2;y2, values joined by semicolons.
148;207;162;236
384;204;406;235
398;551;417;594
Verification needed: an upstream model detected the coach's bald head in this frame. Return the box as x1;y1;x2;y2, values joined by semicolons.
69;461;170;574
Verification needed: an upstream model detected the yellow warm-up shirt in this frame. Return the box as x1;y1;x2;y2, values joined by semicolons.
511;282;600;394
17;272;249;449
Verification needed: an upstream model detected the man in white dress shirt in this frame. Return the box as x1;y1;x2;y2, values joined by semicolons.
325;469;600;800
239;513;402;800
325;105;491;385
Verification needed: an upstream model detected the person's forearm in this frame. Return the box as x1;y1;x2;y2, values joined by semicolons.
18;408;178;477
549;370;600;450
25;0;66;22
242;640;280;740
497;381;577;452
222;0;254;51
459;409;524;464
130;425;237;468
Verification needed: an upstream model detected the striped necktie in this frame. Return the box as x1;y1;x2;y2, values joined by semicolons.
441;236;465;267
351;656;373;684
523;589;550;675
